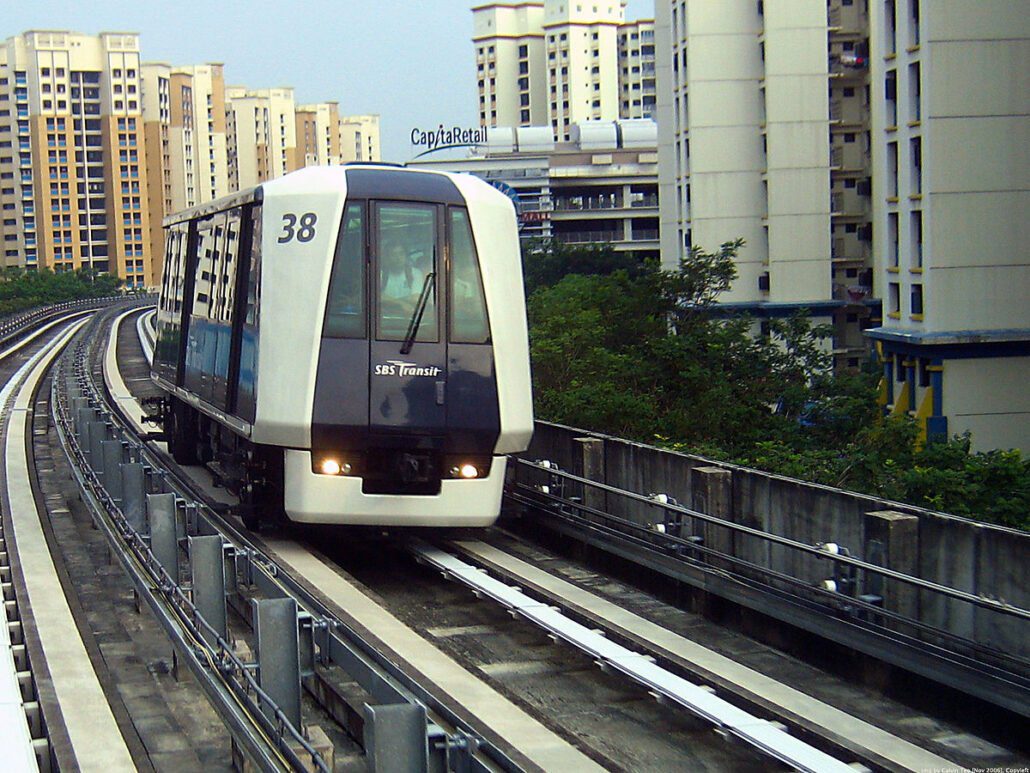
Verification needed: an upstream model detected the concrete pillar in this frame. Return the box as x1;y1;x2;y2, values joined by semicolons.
575;437;606;515
690;466;734;560
864;510;919;621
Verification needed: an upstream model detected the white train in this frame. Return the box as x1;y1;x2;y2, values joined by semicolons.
151;165;533;528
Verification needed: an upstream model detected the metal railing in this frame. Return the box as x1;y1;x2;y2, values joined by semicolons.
508;458;1030;717
554;230;622;244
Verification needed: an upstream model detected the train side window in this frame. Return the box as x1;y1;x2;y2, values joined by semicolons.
448;208;490;344
244;204;262;328
237;204;261;422
323;203;366;338
218;207;242;323
192;214;224;319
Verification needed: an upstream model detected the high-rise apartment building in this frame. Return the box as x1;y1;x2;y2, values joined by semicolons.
542;1;625;139
656;1;874;366
175;64;229;205
141;62;229;279
473;3;547;127
338;114;381;163
140;62;171;280
0;31;153;286
225;86;298;191
473;1;656;139
865;0;1029;452
296;101;341;166
618;18;657;119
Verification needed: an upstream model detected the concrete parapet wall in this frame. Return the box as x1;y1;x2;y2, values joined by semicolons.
525;422;1028;658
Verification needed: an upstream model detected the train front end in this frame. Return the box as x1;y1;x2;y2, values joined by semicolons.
256;166;532;527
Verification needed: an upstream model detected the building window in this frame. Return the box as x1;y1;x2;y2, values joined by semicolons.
910;210;922;268
887;142;898;197
910;284;923;315
889;282;901;315
908;0;920;46
885;70;897;126
908;62;921;121
885;0;897;54
888;212;899;266
910;137;922;193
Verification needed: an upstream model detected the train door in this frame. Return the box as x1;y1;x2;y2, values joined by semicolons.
369;201;447;440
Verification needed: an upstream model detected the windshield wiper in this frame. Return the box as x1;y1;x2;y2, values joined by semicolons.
400;271;435;355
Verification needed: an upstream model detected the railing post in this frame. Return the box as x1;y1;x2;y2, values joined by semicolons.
88;420;107;478
190;535;227;647
254;597;301;729
148;493;178;581
363;703;428;773
102;440;124;504
121;463;146;532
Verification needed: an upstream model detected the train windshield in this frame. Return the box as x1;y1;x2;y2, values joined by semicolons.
324;204;366;338
376;204;438;342
449;208;489;344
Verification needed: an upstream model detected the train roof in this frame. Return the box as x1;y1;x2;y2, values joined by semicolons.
162;164;478;227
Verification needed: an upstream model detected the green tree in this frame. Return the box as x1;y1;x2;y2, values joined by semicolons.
522;238;646;295
523;238;1028;529
0;267;123;317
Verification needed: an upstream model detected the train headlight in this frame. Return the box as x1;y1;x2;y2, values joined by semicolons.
317;457;353;476
445;457;490;479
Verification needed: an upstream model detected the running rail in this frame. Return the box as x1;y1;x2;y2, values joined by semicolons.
412;543;857;773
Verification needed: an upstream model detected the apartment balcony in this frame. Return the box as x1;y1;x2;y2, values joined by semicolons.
631;228;659;241
827;3;866;35
554;230;623;244
833;282;873;306
553;195;621;212
829;98;865;126
831;187;869;216
832;235;869;263
830;142;866;171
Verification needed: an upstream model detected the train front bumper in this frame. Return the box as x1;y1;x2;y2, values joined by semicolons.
283;450;507;526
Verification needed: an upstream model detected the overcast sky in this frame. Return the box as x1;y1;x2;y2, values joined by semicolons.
5;0;654;161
